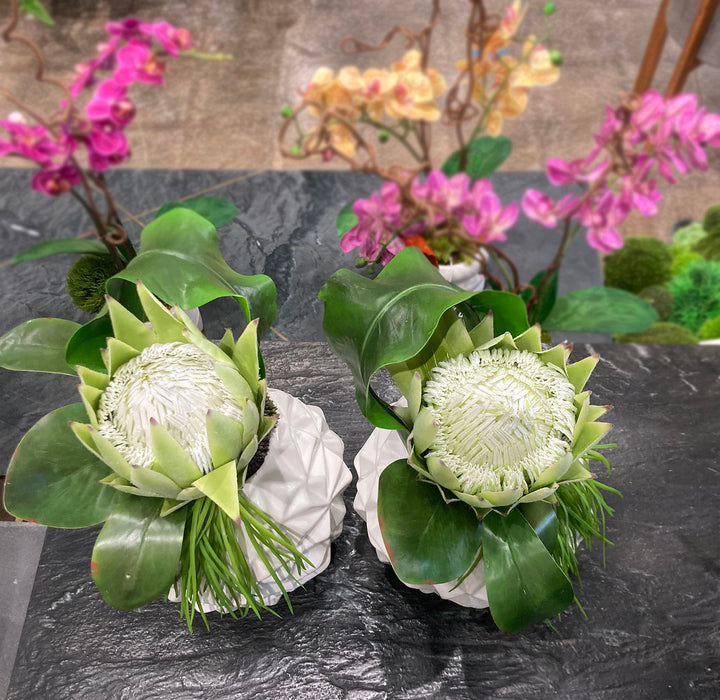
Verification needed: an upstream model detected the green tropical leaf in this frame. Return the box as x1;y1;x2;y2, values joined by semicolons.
11;238;108;264
482;508;574;633
460;290;530;337
65;313;112;373
336;201;358;240
320;247;527;428
156;196;239;229
108;209;276;337
19;0;54;25
91;497;186;609
377;459;482;585
3;403;135;528
0;318;80;374
441;135;512;180
521;269;559;325
543;286;658;333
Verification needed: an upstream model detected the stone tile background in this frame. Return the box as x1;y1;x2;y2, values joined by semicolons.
1;0;719;242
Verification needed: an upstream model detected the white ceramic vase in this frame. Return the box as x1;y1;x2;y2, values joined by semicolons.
437;258;486;292
169;388;351;612
354;426;489;609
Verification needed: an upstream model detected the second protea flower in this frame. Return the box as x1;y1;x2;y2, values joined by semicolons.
397;313;611;511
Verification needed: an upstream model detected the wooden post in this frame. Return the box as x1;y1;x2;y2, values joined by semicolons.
634;0;671;93
665;0;720;95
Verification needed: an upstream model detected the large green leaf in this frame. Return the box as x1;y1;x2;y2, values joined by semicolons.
3;403;135;528
156;195;239;229
11;238;108;264
441;135;512;180
109;209;276;337
482;508;574;633
336;201;358;240
460;290;530;337
320;247;528;428
91;497;186;609
543;286;658;333
378;459;482;585
65;313;112;373
0;318;80;374
521;269;559;326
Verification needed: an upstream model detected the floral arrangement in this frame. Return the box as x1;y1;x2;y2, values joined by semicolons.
281;0;720;337
1;1;234;314
1;208;350;631
320;247;619;632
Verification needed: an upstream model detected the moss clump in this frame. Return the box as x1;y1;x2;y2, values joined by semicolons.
613;322;698;345
638;285;673;321
698;315;720;341
425;236;473;265
671;249;704;276
66;255;117;314
667;259;720;332
671;222;706;250
603;236;673;294
702;204;720;236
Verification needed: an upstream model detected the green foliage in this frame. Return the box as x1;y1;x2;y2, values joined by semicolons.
603;236;672;294
425;236;472;265
319;246;528;429
66;255;118;314
543;286;658;333
336;201;358;240
671;222;706;250
0;318;80;375
698;315;720;340
3;403;134;527
667;259;720;332
693;234;720;261
482;508;574;633
12;238;109;264
638;285;673;321
110;208;276;337
377;459;482;585
521;269;558;325
613;322;698;345
702;203;720;236
442;135;512;181
19;0;54;25
671;249;703;275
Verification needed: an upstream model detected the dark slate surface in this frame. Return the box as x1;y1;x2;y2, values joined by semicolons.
5;341;720;700
0;167;603;476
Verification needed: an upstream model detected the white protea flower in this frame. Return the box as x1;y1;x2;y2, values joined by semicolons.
394;312;612;511
70;281;276;521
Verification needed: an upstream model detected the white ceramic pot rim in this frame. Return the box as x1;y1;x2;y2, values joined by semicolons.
168;388;351;613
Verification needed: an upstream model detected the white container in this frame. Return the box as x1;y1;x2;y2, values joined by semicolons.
169;388;351;612
354;426;489;609
437;258;486;292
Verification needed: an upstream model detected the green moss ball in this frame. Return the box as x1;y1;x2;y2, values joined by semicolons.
667;259;720;332
698;315;720;341
66;255;117;314
702;204;720;237
638;285;673;321
671;222;706;249
614;322;698;345
671;249;704;276
603;236;673;294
